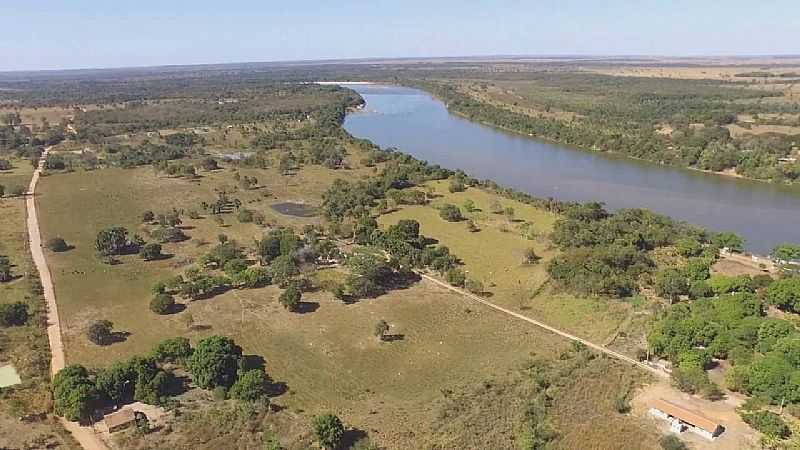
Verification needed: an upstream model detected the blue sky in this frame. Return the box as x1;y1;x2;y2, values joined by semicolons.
2;0;798;71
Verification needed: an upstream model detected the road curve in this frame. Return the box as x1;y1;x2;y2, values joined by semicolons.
418;272;669;379
25;148;110;450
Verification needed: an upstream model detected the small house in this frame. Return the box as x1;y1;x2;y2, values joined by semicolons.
104;408;136;433
650;398;723;441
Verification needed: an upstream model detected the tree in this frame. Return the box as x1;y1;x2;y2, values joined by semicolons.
87;320;115;345
150;293;176;315
448;178;465;193
773;244;800;262
279;284;302;311
270;254;299;287
53;365;97;422
374;320;389;341
655;269;690;302
0;301;28;326
151;337;193;364
140;243;163;261
188;335;243;389
46;237;69;252
503;206;515;220
142;210;155;223
312;413;345;450
230;369;270;402
95;227;132;256
439;204;463;222
711;231;744;252
766;277;800;313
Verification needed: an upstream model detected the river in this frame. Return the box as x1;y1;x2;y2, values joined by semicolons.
342;84;800;254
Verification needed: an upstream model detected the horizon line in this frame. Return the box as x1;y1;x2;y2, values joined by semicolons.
3;52;800;75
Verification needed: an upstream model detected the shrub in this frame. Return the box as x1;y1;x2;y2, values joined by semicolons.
445;268;466;287
87;320;115;345
439;204;463;222
46;237;69;252
279;284;302;311
151;337;192;364
0;301;28;326
523;248;541;265
741;410;791;439
448;178;465;193
151;226;187;243
150;293;176;315
142;210;155;223
465;278;484;294
237;209;254;223
230;369;270;402
140;243;163;261
312;414;345;450
8;185;25;196
659;435;688;450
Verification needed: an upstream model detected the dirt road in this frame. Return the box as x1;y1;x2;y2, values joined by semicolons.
25;148;110;450
418;272;669;379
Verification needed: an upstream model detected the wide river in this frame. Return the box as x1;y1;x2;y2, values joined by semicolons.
342;84;800;254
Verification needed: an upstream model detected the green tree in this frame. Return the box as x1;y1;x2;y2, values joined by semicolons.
766;277;800;313
659;435;688;450
0;256;11;282
655;269;690;302
188;336;243;389
675;238;703;257
230;369;271;402
773;244;800;262
312;413;345;450
270;254;299;287
711;231;744;252
0;301;28;326
53;365;97;422
151;337;193;365
279;284;302;311
95;227;132;256
149;293;176;315
741;411;791;439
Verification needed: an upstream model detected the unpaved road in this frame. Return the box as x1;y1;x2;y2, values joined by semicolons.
419;272;669;379
26;148;110;450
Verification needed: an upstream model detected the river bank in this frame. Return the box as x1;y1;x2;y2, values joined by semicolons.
342;83;800;254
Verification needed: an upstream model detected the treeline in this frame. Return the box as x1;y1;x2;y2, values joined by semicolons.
53;335;275;422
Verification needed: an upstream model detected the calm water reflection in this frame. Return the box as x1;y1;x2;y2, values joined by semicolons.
343;84;800;254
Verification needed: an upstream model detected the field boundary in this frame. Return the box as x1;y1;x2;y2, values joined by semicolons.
25;148;110;450
418;272;669;379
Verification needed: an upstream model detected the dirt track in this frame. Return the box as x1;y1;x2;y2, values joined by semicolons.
418;272;670;379
25;148;110;450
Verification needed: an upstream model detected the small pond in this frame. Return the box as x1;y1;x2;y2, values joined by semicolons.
271;202;318;217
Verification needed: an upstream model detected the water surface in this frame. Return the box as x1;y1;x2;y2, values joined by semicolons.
343;84;800;254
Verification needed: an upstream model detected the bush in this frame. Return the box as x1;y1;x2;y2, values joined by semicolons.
445;268;466;287
312;414;345;450
279;284;302;311
237;209;254;223
0;301;29;326
230;369;270;402
46;237;69;252
140;243;163;261
87;320;115;345
150;293;176;315
741;410;791;439
448;178;465;193
151;337;192;364
659;435;688;450
523;247;541;265
465;278;484;294
8;185;25;196
439;204;463;222
151;226;187;244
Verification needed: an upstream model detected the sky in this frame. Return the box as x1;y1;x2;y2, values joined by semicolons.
2;0;799;71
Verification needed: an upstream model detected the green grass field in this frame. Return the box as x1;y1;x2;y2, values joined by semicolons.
378;180;631;343
33;160;661;449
